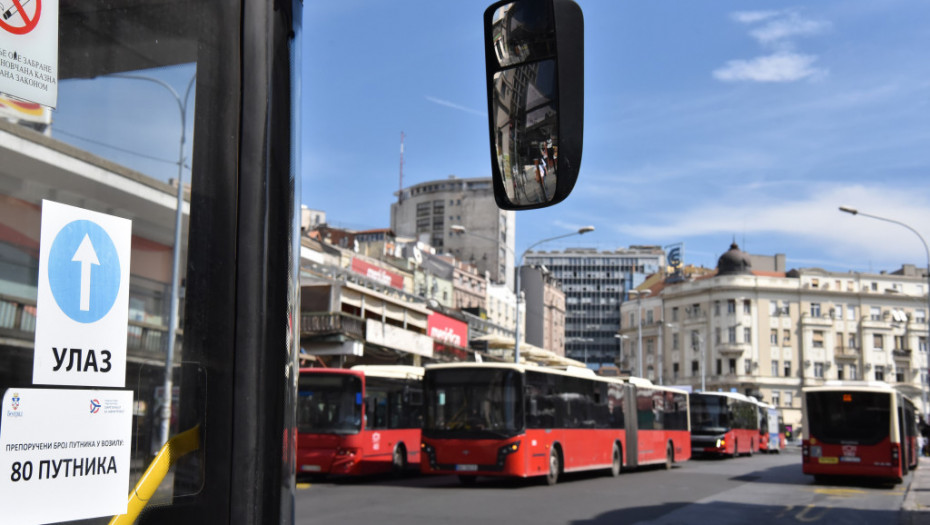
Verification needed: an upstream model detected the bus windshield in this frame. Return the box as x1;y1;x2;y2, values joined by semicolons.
806;391;890;446
690;395;728;435
297;374;363;435
424;368;523;439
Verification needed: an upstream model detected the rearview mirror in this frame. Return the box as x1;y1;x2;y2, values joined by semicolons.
484;0;584;210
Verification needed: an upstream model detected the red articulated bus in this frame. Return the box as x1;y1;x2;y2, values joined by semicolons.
420;363;690;485
297;365;424;478
802;383;919;484
689;391;759;457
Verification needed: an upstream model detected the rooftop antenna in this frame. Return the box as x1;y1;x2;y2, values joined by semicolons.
398;131;405;203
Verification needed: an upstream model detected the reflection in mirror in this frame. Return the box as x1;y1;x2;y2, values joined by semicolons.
492;59;558;206
490;1;556;68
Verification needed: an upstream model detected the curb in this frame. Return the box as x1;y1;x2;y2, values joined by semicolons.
902;457;929;525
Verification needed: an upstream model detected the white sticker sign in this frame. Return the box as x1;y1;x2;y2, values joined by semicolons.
0;0;59;107
0;388;134;524
33;200;132;387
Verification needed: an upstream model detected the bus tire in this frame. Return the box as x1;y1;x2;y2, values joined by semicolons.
610;443;622;477
665;443;674;470
546;446;561;485
391;444;407;476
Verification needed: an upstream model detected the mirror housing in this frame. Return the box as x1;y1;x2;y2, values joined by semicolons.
484;0;584;210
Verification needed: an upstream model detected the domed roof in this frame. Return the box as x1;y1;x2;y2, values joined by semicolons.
717;242;752;276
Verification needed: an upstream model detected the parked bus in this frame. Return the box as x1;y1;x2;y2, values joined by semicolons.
802;383;919;483
755;401;785;453
297;365;424;477
420;363;690;485
690;391;759;457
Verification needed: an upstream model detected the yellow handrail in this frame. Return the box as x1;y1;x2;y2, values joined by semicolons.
109;425;201;525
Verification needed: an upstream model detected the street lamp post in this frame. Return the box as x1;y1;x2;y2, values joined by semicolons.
839;205;930;420
614;333;629;372
450;224;595;364
628;289;651;378
656;322;672;385
113;73;196;447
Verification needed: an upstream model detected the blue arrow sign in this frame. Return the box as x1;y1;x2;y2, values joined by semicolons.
47;220;121;323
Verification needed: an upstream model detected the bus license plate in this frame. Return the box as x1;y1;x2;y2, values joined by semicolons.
456;464;478;472
839;456;861;463
818;457;838;464
301;465;322;472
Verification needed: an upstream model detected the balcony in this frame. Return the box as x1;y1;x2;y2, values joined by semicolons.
300;311;365;340
834;345;860;360
800;313;834;327
892;348;912;359
716;343;747;357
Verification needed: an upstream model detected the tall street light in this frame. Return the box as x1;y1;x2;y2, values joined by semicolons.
693;330;706;392
113;73;196;447
514;226;594;364
656;322;673;385
455;225;596;363
628;289;651;377
839;205;930;420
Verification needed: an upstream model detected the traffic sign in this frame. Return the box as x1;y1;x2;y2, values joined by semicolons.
33;200;132;387
0;0;58;107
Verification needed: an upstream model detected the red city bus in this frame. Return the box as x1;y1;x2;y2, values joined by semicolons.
297;365;424;478
420;363;690;485
802;384;919;483
690;391;759;457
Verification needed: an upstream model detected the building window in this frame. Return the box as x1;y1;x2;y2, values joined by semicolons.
672;307;679;322
772;391;781;406
920;336;928;353
744;327;751;343
728;327;736;343
814;362;824;378
727;299;736;314
873;334;884;351
811;278;820;288
692;360;699;375
874;365;885;382
714;300;721;316
729;359;736;374
849;364;858;380
716;359;722;375
848;333;857;349
784;361;791;377
896;368;905;383
673;363;679;381
783;329;791;344
784;391;793;407
837;364;844;380
770;329;778;345
744;359;752;374
810;303;821;317
769;302;778;316
772;360;779;376
715;327;721;344
812;330;824;348
917;310;927;323
847;305;856;321
870;306;881;321
672;333;679;350
834;305;843;319
743;300;751;314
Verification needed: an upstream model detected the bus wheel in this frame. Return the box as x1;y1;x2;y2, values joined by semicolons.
458;475;477;486
546;447;561;485
391;444;407;476
610;443;622;477
664;443;674;470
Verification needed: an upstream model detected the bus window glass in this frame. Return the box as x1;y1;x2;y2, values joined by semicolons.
691;395;727;434
297;375;362;434
806;391;890;446
424;368;522;437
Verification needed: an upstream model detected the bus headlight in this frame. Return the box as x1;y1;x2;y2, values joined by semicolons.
497;441;521;466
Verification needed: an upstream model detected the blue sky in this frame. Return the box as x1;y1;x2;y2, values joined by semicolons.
302;0;930;274
50;1;930;275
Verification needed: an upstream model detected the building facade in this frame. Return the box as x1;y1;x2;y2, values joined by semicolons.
520;265;566;356
620;243;929;430
390;176;516;288
525;246;666;368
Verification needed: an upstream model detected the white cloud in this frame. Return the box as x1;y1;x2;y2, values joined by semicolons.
713;52;824;83
731;11;781;25
749;12;831;45
425;96;486;117
611;183;930;270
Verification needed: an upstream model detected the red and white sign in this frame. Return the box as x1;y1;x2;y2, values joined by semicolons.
351;258;404;289
0;0;58;107
427;313;468;347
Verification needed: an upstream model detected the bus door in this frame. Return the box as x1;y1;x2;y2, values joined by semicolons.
622;383;640;468
0;0;301;523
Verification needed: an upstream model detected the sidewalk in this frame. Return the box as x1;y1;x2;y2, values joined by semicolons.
902;456;930;524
